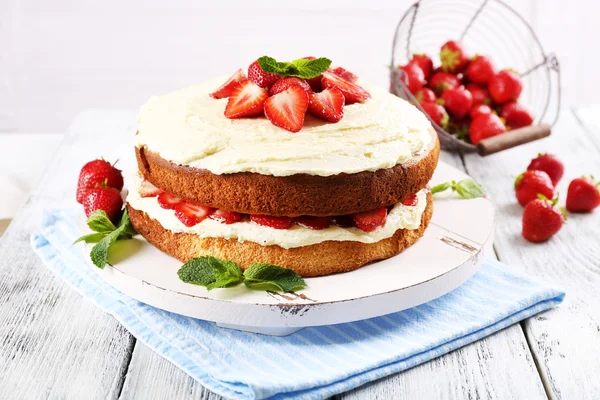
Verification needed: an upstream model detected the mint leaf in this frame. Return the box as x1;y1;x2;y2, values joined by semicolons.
90;224;127;269
431;179;485;199
87;210;117;233
257;56;332;79
73;232;106;244
118;209;137;238
177;256;244;290
243;263;306;293
290;57;332;79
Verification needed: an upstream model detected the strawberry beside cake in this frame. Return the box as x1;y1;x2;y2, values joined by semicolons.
127;56;440;277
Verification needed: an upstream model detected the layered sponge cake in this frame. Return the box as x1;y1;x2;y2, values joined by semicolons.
127;57;440;277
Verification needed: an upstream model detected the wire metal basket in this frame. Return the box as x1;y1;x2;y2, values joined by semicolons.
390;0;561;153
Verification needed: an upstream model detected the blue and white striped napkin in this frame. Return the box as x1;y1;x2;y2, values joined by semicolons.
32;208;564;400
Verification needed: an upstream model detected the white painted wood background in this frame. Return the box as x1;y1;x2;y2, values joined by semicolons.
0;0;598;133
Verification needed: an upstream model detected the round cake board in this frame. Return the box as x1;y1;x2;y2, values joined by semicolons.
80;161;495;336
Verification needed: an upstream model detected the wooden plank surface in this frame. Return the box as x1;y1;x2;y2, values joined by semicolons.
462;110;600;400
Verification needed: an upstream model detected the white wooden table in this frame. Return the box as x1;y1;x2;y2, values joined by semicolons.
0;109;598;399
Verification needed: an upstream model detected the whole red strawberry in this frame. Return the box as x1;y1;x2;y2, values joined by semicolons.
428;72;460;96
420;102;449;128
76;159;123;204
440;40;469;73
527;154;564;186
247;60;281;88
500;102;534;129
489;70;523;103
522;196;565;243
442;87;473;119
399;62;426;94
514;170;554;207
414;88;436;105
411;54;434;80
465;84;491;107
83;186;123;222
469;104;492;120
566;176;600;213
465;55;495;84
469;113;506;145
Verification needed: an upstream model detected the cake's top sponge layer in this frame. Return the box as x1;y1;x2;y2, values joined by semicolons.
135;76;433;177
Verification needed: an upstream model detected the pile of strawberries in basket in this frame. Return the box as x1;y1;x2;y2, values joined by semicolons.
396;40;534;145
515;154;600;243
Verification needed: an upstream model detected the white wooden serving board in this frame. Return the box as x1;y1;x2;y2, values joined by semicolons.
80;161;494;336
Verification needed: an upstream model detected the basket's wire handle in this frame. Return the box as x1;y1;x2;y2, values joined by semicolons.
460;0;489;41
521;53;561;127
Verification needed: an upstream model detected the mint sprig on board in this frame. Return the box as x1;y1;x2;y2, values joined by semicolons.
178;256;307;293
257;56;332;79
431;179;485;199
74;209;137;269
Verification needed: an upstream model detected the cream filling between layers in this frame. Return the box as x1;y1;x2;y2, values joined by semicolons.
127;175;428;249
135;76;432;177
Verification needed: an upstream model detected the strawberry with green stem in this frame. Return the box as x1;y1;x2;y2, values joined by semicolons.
522;195;566;243
566;176;600;213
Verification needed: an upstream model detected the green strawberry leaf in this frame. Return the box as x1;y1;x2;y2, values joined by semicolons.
87;210;117;233
177;256;244;290
243;263;306;293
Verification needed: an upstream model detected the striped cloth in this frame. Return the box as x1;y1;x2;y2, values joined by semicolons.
32;208;565;400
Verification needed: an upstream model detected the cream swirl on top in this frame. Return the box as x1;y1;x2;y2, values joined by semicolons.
135;76;432;177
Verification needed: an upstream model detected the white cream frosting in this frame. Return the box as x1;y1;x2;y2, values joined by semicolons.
135;76;432;177
127;174;428;249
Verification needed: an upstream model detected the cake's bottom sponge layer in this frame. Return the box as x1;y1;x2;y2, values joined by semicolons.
127;191;433;277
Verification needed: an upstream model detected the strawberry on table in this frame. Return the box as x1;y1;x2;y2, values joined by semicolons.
442;87;473;119
351;208;388;232
321;71;371;104
514;170;555;207
210;69;247;99
414;88;436;105
527;154;564;186
421;102;449;128
83;187;123;222
269;77;312;96
465;55;495;84
332;67;358;83
175;202;211;227
307;87;345;123
428;72;460;96
500;102;534;129
157;192;183;210
209;209;242;224
411;54;434;80
224;80;268;119
465;83;491;107
440;40;469;73
398;62;426;94
522;195;566;243
469;104;492;120
264;85;309;133
294;216;330;230
139;179;162;198
247;60;281;88
251;215;294;229
489;69;523;103
566;176;600;213
469;113;506;145
76;159;124;204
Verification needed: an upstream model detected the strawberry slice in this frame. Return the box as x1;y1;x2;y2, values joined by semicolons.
330;215;354;228
269;77;312;96
210;69;246;99
401;194;418;206
264;86;309;133
209;209;242;224
332;67;358;83
157;192;182;210
175;202;211;227
250;215;293;229
351;208;388;232
224;80;268;119
307;87;345;123
139;179;162;198
294;216;330;230
321;71;371;104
